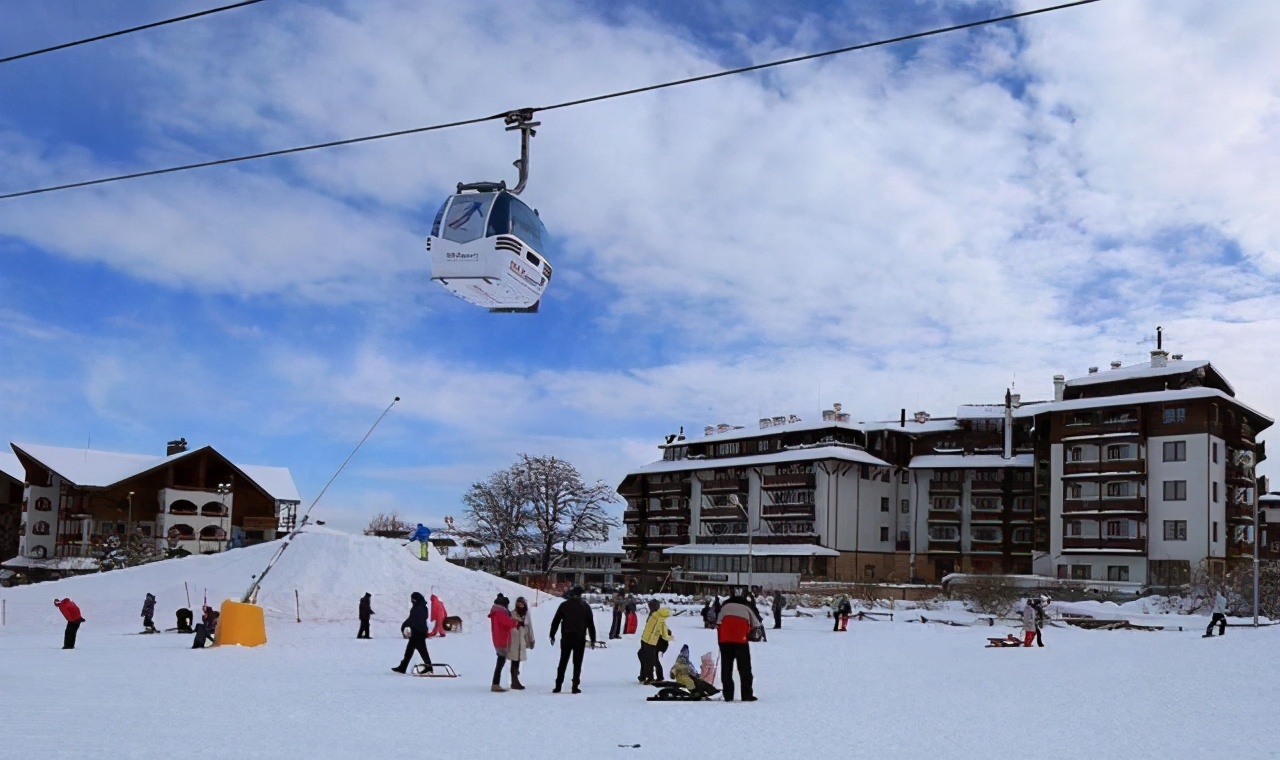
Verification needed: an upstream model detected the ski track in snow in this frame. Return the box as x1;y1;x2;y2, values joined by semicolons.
1;529;1275;759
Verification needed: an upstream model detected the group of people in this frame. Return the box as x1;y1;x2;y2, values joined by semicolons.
363;591;447;641
50;594;214;650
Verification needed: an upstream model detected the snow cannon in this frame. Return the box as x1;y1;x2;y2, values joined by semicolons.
216;600;267;647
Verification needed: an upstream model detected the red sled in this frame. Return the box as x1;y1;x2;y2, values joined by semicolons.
624;613;638;635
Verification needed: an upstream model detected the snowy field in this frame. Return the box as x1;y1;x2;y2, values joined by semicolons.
2;531;1277;759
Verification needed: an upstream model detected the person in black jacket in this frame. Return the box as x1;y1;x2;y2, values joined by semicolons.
548;586;597;694
357;592;374;639
772;590;785;630
392;592;432;674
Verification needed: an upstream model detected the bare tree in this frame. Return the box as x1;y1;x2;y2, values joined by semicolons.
514;454;620;576
363;511;412;536
461;466;534;578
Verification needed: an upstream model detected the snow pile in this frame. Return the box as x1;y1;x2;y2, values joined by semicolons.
0;526;548;632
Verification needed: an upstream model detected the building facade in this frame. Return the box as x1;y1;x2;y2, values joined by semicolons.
5;440;300;576
617;347;1271;592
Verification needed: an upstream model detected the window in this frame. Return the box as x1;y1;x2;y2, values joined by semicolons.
972;527;1001;542
900;499;910;514
1213;521;1219;543
1106;444;1133;461
716;442;740;456
879;527;889;542
1107;566;1130;582
1067;412;1092;427
1163;480;1187;501
1105;482;1130;498
1105;520;1138;538
900;471;909;484
928;525;959;541
1213;482;1218;503
1071;565;1092;580
1066;520;1082;537
1067;484;1083;499
1068;446;1084;462
898;530;909;543
1163;407;1186;424
1057;564;1069;579
1163;520;1187;541
1213;442;1219;463
1149;559;1191;587
1163;441;1186;462
1012;527;1032;543
932;497;959;510
880;497;889;513
864;565;876;579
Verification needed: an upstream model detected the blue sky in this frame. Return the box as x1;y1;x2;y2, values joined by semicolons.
4;0;1280;534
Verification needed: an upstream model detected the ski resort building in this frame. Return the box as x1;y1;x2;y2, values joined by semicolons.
3;439;301;579
0;450;23;570
617;343;1271;593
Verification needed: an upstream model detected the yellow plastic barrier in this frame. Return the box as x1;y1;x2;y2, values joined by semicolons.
216;600;268;647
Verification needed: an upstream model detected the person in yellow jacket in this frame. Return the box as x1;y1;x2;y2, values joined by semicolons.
637;599;672;684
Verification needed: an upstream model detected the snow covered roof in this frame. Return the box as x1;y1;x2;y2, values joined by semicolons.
564;537;625;555
859;417;960;433
909;454;1033;469
1066;359;1223;390
237;464;301;503
0;449;22;481
1009;387;1272;425
955;404;1007;419
663;543;839;557
10;442;303;501
633;444;891;474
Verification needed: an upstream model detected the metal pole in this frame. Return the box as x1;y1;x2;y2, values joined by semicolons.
1254;494;1260;626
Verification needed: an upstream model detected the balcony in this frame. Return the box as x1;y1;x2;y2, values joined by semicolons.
1063;460;1146;477
970;480;1003;494
763;504;815;519
648;481;691;496
762;473;815;489
700;506;745;520
1063;498;1147;514
970;540;1003;554
649;508;692;522
927;510;961;523
1060;418;1141;437
645;534;690;546
623;509;644;523
1226;504;1254;522
970;510;1003;523
1226;466;1255;485
1228;540;1255;558
700;478;748;494
929;481;962;494
1062;536;1145;552
927;539;960;553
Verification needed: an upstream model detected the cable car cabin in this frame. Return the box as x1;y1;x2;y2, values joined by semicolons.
427;188;552;313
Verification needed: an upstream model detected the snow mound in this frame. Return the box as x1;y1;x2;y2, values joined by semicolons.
0;528;548;632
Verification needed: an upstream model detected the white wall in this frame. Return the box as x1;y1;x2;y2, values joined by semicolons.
18;476;61;560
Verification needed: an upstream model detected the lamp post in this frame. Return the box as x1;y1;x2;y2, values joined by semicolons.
127;491;134;541
730;494;752;593
217;483;232;553
1254;492;1260;627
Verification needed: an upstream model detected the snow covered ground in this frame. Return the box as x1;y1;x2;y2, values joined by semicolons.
2;530;1276;759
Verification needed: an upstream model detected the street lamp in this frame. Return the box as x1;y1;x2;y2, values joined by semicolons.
217;483;232;553
729;494;753;593
127;492;134;541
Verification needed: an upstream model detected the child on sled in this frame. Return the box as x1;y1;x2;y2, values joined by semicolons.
650;645;720;701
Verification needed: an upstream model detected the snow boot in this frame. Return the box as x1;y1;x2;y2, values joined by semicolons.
510;675;525;690
392;665;407;674
491;684;507;692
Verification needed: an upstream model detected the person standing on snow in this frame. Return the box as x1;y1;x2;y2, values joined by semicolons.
192;606;219;649
489;594;521;692
392;592;432;674
832;595;852;631
638;599;672;684
1205;592;1228;637
624;595;639;635
1021;599;1038;647
609;589;625;640
54;598;85;649
1032;597;1047;647
715;589;762;702
141;593;157;633
429;594;448;638
357;592;374;639
549;586;597;694
506;596;535;690
771;590;785;630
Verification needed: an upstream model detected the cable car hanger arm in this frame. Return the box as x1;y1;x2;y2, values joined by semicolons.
456;109;539;196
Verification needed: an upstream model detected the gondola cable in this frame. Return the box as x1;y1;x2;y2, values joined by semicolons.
0;0;1102;202
0;0;270;65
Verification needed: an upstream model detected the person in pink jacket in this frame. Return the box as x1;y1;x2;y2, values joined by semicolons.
429;594;448;638
488;594;521;692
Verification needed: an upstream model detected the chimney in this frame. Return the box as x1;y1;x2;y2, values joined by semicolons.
788;415;800;423
716;423;731;434
1053;374;1066;402
1110;361;1122;370
1150;324;1168;368
900;408;907;428
759;418;772;429
166;438;188;456
1088;366;1099;375
835;412;850;422
833;403;842;413
703;426;714;436
913;411;930;424
772;416;786;427
1171;354;1183;361
822;409;835;421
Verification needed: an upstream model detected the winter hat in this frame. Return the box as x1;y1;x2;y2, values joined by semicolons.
569;587;584;597
647;599;660;612
411;591;425;604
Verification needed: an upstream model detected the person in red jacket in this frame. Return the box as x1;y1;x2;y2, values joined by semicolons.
54;598;85;649
715;589;762;702
488;594;521;692
429;594;448;638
